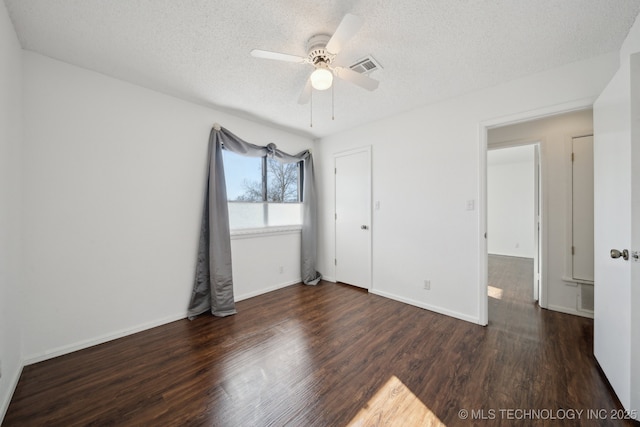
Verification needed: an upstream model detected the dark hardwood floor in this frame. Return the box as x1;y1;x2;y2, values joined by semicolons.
4;255;635;426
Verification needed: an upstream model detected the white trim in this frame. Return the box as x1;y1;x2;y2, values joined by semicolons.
488;137;545;150
482;97;598;129
540;140;550;309
23;312;187;365
547;304;594;319
563;131;595;283
332;146;372;158
479;98;596;325
370;289;481;324
322;276;336;283
478;123;488;325
488;253;535;259
562;275;594;285
234;279;300;301
534;144;541;302
230;225;301;240
333;145;373;291
21;278;304;366
0;363;24;423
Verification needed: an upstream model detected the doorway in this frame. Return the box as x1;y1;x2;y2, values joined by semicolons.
479;105;597;326
334;147;372;289
487;143;542;310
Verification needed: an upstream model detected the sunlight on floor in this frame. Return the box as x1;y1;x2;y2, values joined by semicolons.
347;375;446;427
488;285;504;300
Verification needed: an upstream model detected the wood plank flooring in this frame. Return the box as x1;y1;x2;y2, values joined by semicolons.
4;255;636;426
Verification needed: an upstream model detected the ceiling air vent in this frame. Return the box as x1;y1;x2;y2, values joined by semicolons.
349;56;382;75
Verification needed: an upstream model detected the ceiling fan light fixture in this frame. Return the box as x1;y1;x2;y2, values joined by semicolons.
310;67;333;90
250;14;379;106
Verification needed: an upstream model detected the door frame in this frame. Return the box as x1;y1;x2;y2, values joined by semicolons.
477;98;595;326
333;146;373;291
564;132;596;284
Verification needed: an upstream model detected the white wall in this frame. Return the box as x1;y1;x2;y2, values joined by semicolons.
487;146;535;258
316;52;618;324
488;110;594;316
21;51;313;363
0;1;23;420
593;13;640;415
231;229;301;301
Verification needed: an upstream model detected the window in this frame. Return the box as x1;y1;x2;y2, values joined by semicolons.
223;150;303;230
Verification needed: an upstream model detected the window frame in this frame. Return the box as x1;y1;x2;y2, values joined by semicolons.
223;149;304;230
223;148;303;204
265;156;304;203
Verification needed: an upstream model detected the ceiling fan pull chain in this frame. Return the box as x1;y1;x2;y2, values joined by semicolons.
310;89;313;128
332;83;335;121
250;14;379;128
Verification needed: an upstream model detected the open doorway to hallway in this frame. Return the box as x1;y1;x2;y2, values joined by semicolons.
481;108;597;324
487;144;540;320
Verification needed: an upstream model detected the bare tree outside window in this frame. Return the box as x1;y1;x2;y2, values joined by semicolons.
223;150;303;229
237;159;299;202
235;180;261;202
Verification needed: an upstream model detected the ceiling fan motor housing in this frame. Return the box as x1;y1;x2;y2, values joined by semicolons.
250;14;379;105
306;34;334;65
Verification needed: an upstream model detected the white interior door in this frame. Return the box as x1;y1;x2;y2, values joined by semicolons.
594;66;633;411
533;144;541;301
335;148;371;289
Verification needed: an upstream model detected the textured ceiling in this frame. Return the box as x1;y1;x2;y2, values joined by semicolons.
4;0;640;138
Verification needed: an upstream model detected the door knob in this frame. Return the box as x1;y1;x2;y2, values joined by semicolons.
610;249;629;260
361;225;369;230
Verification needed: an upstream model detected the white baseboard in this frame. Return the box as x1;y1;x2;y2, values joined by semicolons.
320;276;336;283
546;304;594;319
3;279;302;421
24;280;307;365
234;279;301;302
369;289;481;325
488;253;535;260
0;362;24;424
24;312;187;365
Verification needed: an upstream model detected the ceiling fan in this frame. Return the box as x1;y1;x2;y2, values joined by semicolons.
250;14;379;104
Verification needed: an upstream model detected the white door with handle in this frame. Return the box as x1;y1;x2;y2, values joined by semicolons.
335;147;371;289
593;52;640;414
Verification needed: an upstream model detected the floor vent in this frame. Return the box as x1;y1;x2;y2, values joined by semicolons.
580;283;594;312
349;56;382;74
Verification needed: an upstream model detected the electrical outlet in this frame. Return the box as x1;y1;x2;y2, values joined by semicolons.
423;280;431;290
279;266;284;274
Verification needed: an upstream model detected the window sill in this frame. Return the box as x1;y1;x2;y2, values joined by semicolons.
230;225;302;240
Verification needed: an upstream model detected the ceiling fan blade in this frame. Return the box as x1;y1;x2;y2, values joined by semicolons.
298;79;312;104
335;67;379;91
250;49;306;63
325;14;363;54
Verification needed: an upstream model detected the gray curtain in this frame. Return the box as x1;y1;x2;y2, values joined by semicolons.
188;126;321;319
